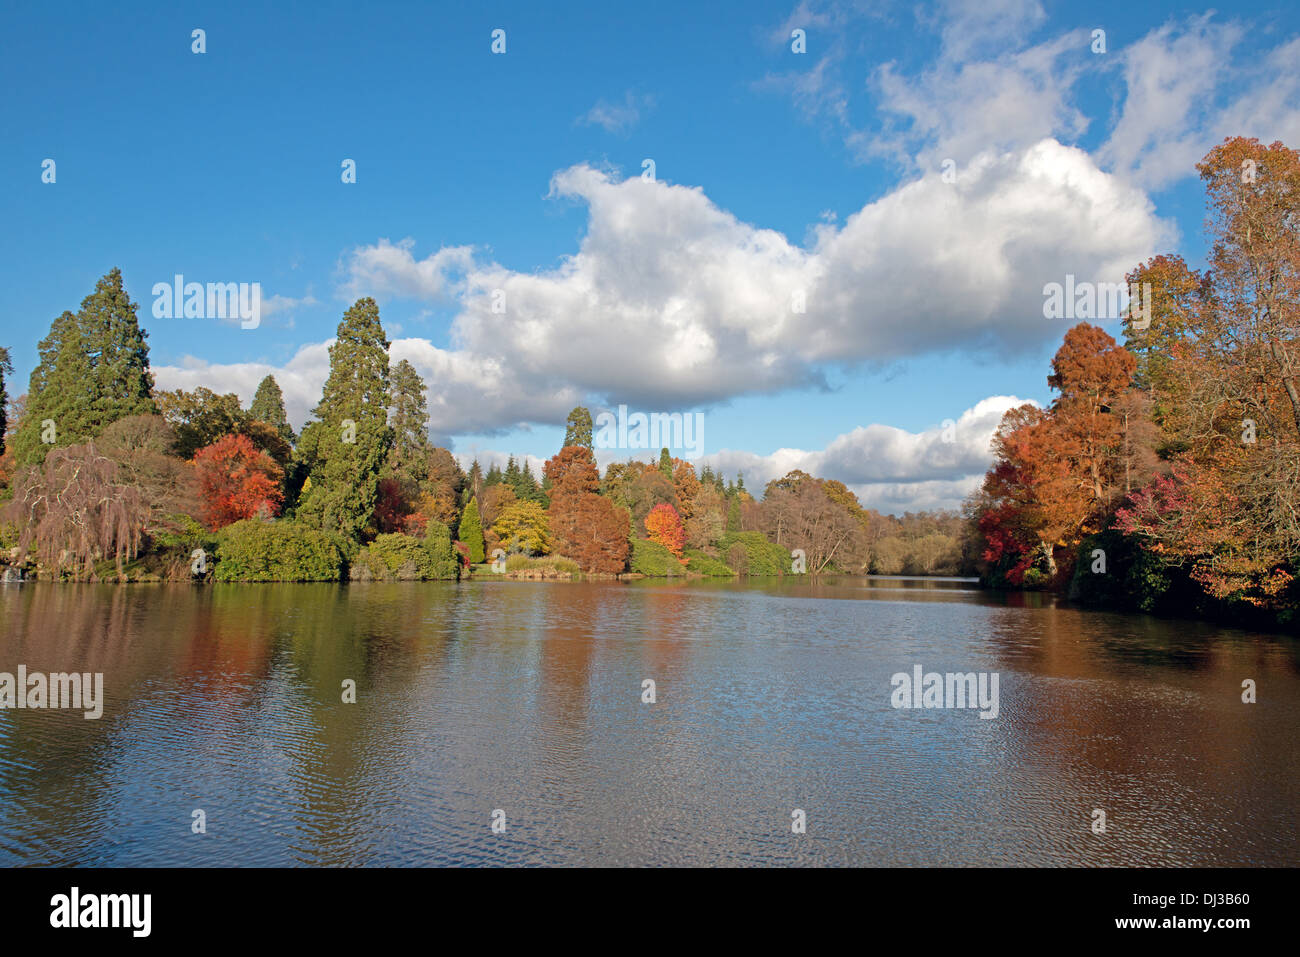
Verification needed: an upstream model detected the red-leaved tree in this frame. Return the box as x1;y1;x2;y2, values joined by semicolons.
193;433;284;530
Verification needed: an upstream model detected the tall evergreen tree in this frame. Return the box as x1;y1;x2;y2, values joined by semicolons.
564;406;594;450
387;359;432;486
295;298;393;541
465;459;485;506
658;447;673;477
458;496;485;563
520;459;547;505
15;311;92;464
249;374;295;443
485;462;504;486
13;270;155;465
81;268;155;427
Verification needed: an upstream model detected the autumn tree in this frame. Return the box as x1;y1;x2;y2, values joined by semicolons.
491;500;552;555
375;477;414;534
970;404;1048;582
760;473;861;573
1196;138;1300;434
194;433;285;530
158;386;292;470
549;490;630;573
97;414;200;534
644;503;686;558
1112;138;1300;605
542;444;628;572
628;466;680;531
1122;253;1202;441
684;484;726;549
544;445;600;494
479;483;517;555
479;483;516;527
3;441;150;579
672;459;700;519
972;324;1140;582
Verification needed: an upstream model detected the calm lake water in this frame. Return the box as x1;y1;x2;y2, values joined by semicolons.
0;577;1297;866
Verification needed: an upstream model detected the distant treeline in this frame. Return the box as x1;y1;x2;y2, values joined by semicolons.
0;275;970;583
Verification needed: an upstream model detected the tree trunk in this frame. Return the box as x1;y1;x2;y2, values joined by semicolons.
1041;541;1057;579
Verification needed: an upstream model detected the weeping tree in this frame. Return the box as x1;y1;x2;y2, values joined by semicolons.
4;441;150;579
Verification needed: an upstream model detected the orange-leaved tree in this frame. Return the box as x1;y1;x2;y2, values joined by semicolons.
194;433;284;530
543;444;630;573
645;502;686;559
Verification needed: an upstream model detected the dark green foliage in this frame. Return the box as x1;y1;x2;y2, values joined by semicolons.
518;460;545;505
497;455;544;504
80;268;157;431
658;447;673;477
214;519;347;582
249;375;295;443
295;298;393;541
387;359;431;485
726;497;742;533
14;270;156;465
630;537;687;577
1067;529;1175;612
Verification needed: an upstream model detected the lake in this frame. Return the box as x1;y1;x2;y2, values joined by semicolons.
1;576;1296;866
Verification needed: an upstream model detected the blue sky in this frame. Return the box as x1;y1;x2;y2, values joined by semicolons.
3;0;1298;513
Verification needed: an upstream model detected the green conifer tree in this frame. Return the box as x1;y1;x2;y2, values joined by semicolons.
387;358;432;487
458;496;485;563
249;374;295;443
13;270;155;465
295;298;393;542
564;406;594;449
